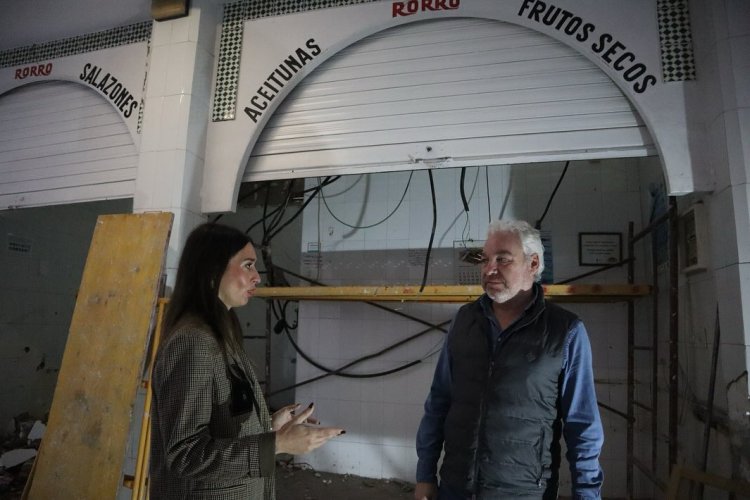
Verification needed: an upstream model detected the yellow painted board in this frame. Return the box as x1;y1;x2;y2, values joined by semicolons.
27;213;173;500
253;284;651;302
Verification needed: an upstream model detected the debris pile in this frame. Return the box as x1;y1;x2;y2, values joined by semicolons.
275;459;415;499
0;413;46;499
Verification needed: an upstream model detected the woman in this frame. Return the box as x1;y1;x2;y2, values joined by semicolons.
150;222;343;499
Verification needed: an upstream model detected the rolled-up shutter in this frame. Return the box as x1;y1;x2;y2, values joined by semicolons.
0;80;137;209
245;17;653;181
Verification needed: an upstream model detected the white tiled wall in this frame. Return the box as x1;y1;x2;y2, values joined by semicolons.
292;158;661;498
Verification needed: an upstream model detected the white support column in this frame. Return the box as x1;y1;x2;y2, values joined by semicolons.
133;0;221;283
695;0;750;477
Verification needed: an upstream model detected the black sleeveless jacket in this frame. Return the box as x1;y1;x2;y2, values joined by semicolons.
440;288;578;498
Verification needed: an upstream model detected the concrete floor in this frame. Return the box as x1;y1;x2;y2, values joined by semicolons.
0;461;415;499
275;462;415;499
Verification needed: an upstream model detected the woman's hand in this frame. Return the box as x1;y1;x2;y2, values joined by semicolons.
275;404;344;455
272;403;299;431
272;403;319;431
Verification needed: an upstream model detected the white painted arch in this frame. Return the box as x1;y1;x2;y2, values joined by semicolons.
0;42;149;145
203;0;704;213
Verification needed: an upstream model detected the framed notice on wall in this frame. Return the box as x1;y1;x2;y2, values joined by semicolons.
578;232;622;266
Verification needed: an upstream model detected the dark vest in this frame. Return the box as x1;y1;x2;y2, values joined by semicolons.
440;289;577;498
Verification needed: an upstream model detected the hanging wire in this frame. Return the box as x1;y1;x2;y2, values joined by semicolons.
460;167;481;246
263;176;339;243
460;167;470;212
243;177;340;237
268;317;451;396
535;160;570;230
319;171;413;229
485;166;491;223
419;169;437;293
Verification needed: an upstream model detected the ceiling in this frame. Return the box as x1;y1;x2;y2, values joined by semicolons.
0;0;153;51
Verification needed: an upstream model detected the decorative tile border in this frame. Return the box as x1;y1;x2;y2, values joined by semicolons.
0;22;152;69
657;0;696;82
212;0;379;122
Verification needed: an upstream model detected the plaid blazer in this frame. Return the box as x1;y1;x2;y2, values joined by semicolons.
150;316;275;499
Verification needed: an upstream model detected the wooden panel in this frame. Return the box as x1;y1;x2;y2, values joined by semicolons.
27;212;173;500
253;284;652;303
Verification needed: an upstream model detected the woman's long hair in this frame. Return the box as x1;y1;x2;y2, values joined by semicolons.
163;222;251;363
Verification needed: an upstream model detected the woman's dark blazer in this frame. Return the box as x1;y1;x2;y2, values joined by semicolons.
149;316;275;499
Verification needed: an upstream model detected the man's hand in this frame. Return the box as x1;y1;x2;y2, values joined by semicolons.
414;481;437;500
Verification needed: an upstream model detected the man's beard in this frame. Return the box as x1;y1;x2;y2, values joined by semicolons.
483;278;516;304
486;287;515;304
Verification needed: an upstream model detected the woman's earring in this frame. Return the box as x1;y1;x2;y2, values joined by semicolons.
210;279;215;288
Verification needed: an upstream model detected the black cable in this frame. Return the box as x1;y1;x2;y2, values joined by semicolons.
268;319;450;396
243;177;339;239
419;170;437;293
263;179;295;243
272;299;295;333
245;203;284;235
269;357;420;395
460;167;470;212
265;181;326;243
271;264;448;333
319;171;413;229
282;300;298;329
239;177;342;234
261;183;271;236
535;160;570;230
485;166;491;223
283;327;421;379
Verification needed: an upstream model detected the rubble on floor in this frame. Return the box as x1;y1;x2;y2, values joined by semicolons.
275;460;415;499
0;413;45;500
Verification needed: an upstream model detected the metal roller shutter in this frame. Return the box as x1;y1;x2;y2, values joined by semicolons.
0;80;137;209
244;17;653;181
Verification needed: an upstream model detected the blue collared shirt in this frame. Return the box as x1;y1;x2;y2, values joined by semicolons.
416;290;604;499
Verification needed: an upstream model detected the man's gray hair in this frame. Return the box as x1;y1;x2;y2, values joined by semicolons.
487;219;545;281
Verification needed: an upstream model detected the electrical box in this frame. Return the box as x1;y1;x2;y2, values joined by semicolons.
679;202;708;274
453;240;484;285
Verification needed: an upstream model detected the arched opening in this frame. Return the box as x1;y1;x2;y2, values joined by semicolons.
212;17;671;499
0;80;138;209
0;79;134;434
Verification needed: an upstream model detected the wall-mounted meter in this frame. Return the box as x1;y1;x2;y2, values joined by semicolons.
679;202;708;274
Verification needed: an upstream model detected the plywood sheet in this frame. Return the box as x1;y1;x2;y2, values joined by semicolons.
27;212;173;500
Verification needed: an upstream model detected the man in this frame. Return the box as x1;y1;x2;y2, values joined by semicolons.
415;219;603;499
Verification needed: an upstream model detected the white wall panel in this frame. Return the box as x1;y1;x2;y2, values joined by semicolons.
244;18;653;182
0;80;137;209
